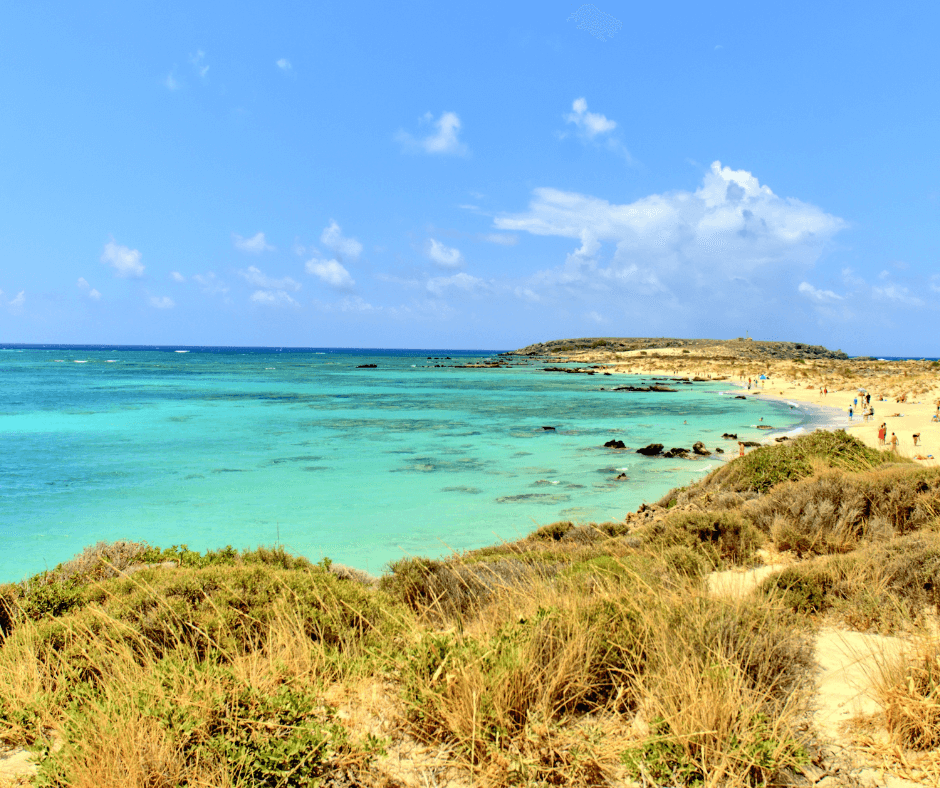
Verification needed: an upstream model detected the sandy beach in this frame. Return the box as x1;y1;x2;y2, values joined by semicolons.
528;339;940;467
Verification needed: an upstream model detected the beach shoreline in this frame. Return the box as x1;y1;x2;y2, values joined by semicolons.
519;338;940;467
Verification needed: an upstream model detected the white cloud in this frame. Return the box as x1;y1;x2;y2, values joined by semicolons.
306;258;355;289
193;272;229;295
396;111;467;156
930;275;940;293
101;240;145;278
426;272;487;296
480;233;518;246
320;221;362;260
238;265;301;291
170;271;186;282
190;50;209;78
149;296;175;309
77;277;102;299
566;97;616;138
276;58;292;71
8;291;25;308
872;283;924;307
164;73;180;91
250;290;299;307
233;232;275;253
425;238;464;269
563;97;632;162
585;310;605;323
798;282;843;302
495;161;846;299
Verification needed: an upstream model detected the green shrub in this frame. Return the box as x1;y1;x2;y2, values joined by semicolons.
638;510;763;569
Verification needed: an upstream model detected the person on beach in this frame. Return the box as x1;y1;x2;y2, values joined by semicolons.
738;442;745;457
890;432;899;453
849;405;853;420
878;424;886;445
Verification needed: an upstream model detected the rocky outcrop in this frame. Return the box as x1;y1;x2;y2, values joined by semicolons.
663;447;690;458
692;441;711;456
636;443;664;456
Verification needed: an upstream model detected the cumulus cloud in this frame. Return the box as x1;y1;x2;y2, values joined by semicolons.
565;97;616;138
798;282;843;303
563;98;632;161
495;161;846;301
320;221;362;260
238;265;301;291
426;272;487;297
425;238;464;269
250;290;299;307
101;240;145;278
397;111;467;156
77;277;101;299
306;258;355;289
149;296;175;309
164;73;180;91
8;290;25;308
233;232;275;254
193;272;229;295
170;271;186;282
276;58;292;71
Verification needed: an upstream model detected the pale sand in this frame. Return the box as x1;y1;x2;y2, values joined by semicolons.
553;344;940;467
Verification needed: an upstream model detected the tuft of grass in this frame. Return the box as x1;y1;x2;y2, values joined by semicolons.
636;510;764;570
875;640;940;751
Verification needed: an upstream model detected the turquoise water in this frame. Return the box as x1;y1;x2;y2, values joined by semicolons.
1;346;817;582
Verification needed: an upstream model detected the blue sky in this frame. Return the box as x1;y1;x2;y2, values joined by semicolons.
1;1;937;355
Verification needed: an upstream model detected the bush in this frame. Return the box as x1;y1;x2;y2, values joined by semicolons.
702;430;897;495
751;466;940;556
637;510;763;570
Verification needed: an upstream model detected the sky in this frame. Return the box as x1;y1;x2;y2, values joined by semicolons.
1;1;938;356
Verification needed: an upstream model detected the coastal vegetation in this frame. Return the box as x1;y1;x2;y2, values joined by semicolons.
2;432;939;786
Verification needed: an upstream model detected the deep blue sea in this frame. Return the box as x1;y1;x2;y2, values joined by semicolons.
0;346;838;582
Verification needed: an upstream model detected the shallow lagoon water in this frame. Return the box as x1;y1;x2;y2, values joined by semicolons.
1;346;817;581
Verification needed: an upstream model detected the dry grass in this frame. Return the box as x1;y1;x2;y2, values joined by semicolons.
398;559;813;787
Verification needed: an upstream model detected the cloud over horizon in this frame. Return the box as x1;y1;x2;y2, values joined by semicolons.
495;161;847;308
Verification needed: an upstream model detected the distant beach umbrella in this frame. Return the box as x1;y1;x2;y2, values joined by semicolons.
758;374;768;380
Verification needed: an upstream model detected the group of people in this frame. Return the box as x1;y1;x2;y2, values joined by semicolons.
848;391;874;421
877;422;899;452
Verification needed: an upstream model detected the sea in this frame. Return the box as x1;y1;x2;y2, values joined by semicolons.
0;345;845;583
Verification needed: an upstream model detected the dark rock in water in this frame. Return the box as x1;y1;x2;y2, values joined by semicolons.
692;441;711;456
775;436;789;442
722;433;738;439
636;443;664;456
734;395;747;400
356;364;378;368
542;426;556;431
715;447;724;453
649;385;678;392
663;447;690;458
742;440;761;447
756;425;773;430
616;472;628;480
604;439;627;449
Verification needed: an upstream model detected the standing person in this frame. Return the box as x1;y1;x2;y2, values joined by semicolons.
849;405;853;420
878;423;886;445
890;432;899;453
824;387;828;396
